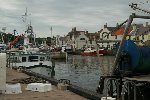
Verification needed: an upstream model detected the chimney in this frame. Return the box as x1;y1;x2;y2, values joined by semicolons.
104;23;107;28
72;27;76;32
74;27;76;31
86;31;88;34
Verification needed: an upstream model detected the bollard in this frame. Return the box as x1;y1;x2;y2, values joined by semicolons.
57;79;70;91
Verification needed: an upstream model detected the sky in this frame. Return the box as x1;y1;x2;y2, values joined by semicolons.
0;0;149;37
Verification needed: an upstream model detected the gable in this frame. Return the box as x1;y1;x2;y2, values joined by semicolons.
100;28;110;34
76;34;89;41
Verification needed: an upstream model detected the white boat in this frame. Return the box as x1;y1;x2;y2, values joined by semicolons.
7;9;53;70
9;49;52;69
8;48;55;77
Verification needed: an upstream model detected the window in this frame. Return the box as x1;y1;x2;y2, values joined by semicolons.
115;35;117;39
107;44;110;48
129;36;131;39
142;35;144;40
12;57;18;62
47;56;50;61
80;38;85;40
14;57;17;60
136;36;139;40
40;57;45;61
90;40;92;44
22;57;26;62
28;56;38;62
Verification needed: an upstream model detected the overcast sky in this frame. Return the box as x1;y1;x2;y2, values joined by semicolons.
0;0;149;37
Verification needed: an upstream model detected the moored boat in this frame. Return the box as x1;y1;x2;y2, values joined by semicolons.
8;48;52;69
80;48;108;56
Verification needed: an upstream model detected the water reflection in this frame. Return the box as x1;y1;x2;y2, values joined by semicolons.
54;55;101;91
29;55;115;91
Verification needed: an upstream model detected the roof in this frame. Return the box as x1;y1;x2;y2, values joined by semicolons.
132;24;143;28
59;37;66;41
113;27;132;35
129;26;150;35
67;28;85;39
107;27;116;32
86;32;100;41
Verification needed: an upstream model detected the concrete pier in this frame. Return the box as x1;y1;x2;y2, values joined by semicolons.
0;68;87;100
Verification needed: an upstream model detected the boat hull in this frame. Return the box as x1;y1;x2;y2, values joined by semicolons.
81;52;97;56
81;50;108;56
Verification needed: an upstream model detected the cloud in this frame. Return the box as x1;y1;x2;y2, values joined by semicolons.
0;0;149;37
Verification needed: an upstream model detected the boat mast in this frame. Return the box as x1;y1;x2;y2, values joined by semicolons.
22;8;36;46
22;7;28;31
50;26;53;46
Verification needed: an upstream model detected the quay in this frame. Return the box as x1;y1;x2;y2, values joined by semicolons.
0;68;87;100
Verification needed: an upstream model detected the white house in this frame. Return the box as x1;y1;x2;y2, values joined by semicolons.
75;32;89;50
98;23;119;49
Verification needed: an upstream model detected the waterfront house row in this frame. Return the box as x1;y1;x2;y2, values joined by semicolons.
55;22;150;50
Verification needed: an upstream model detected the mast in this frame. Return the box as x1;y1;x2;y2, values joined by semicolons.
22;7;28;27
22;7;31;45
50;26;53;46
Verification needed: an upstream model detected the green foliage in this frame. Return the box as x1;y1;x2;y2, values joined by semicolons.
0;32;14;43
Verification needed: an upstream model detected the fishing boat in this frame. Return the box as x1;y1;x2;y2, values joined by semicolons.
8;47;52;69
64;45;74;54
80;48;108;56
7;47;55;77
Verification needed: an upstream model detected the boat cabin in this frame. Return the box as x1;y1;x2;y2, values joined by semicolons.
9;51;52;68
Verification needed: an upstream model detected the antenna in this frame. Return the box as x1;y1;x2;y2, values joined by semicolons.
22;7;28;23
25;7;28;16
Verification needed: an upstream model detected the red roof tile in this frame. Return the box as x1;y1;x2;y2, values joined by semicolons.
113;27;132;35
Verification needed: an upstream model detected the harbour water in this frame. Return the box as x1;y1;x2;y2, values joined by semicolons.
30;55;115;91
